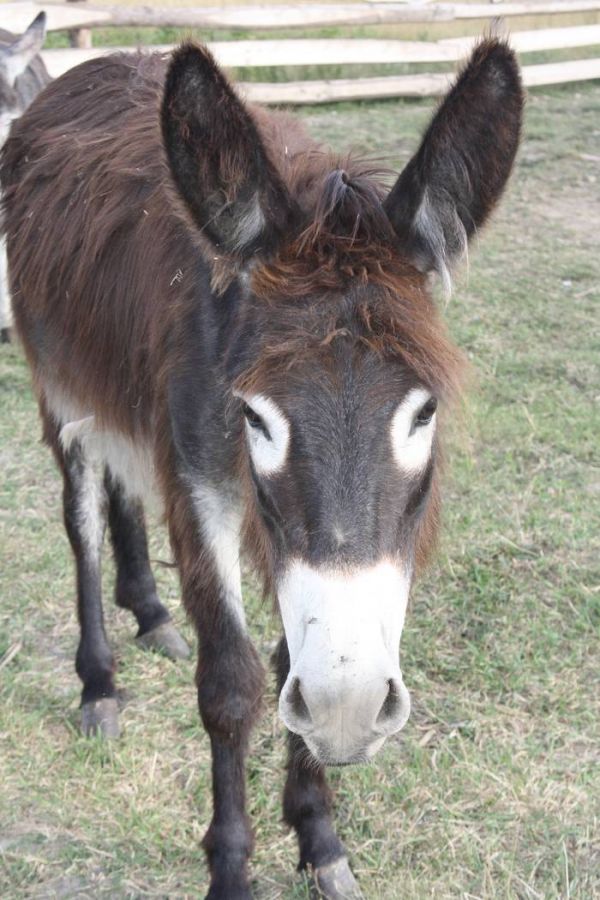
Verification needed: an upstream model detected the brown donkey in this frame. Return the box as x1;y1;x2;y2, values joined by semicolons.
1;40;523;899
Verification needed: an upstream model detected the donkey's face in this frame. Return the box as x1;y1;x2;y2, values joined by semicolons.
162;41;523;763
237;346;438;763
0;14;46;143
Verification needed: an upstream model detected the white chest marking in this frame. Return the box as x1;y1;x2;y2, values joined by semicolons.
390;387;436;474
190;483;245;629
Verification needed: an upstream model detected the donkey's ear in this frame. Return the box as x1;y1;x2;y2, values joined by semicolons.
162;43;295;261
0;12;46;85
384;39;523;287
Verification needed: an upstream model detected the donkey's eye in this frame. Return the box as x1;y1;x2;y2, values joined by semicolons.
243;402;271;439
415;398;438;427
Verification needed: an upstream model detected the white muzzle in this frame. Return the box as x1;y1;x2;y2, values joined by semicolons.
277;560;412;764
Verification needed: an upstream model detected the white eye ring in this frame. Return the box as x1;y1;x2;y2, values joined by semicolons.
390;387;436;473
236;393;290;476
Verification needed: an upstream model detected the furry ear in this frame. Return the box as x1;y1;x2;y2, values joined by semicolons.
0;12;46;85
384;39;523;289
161;43;295;262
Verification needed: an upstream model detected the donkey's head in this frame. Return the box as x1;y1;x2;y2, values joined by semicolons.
0;13;46;143
162;41;523;764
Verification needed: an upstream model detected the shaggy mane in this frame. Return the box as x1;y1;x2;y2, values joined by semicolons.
247;154;466;405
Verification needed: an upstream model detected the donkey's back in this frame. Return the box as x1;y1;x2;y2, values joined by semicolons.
2;51;311;434
2;53;192;433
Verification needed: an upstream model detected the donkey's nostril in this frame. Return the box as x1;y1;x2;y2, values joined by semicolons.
376;678;404;728
288;677;312;725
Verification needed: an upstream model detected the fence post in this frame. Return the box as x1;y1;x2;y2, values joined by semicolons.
67;0;93;49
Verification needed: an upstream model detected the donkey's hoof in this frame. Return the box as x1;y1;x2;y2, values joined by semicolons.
81;698;120;739
136;621;190;661
313;858;364;900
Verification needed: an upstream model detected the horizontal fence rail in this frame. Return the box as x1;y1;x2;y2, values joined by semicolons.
4;2;600;103
4;0;600;33
37;25;600;78
38;52;600;103
237;56;600;102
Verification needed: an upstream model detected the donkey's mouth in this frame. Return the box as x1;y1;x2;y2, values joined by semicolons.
327;759;365;768
304;734;388;768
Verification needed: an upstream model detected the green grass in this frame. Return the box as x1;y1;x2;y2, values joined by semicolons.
1;84;599;899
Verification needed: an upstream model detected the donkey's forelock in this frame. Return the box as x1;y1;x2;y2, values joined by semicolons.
265;156;398;273
242;157;467;406
297;163;394;245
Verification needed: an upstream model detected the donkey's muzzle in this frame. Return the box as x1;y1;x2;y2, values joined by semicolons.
279;669;411;765
277;559;413;764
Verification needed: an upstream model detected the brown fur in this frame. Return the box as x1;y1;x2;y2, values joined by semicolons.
2;49;465;587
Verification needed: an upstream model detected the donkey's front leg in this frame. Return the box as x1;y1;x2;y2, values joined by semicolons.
275;639;364;900
199;625;264;900
170;487;264;900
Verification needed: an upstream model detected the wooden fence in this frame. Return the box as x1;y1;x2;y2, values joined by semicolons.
3;1;600;102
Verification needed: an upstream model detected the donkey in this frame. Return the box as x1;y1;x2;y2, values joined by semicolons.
0;12;49;342
1;39;523;899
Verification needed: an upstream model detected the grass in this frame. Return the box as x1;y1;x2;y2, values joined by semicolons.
1;80;600;898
